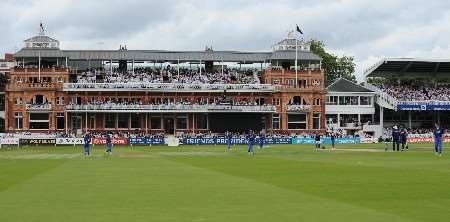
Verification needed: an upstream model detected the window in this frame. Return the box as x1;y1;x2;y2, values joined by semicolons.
89;115;95;129
272;79;280;84
312;79;321;86
15;97;22;105
29;113;49;129
14;112;23;129
151;115;161;129
42;77;51;83
117;113;129;129
57;77;64;83
272;113;280;129
72;97;81;105
131;113;141;128
326;96;338;105
56;97;64;105
313;98;321;106
176;115;188;129
288;114;307;129
56;113;65;130
15;77;23;84
272;98;281;106
338;96;358;105
195;114;208;129
299;79;307;88
360;96;371;105
313;113;320;129
291;96;307;105
285;79;295;86
104;113;116;128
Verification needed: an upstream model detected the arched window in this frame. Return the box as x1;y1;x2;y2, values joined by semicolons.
290;96;308;105
31;94;48;104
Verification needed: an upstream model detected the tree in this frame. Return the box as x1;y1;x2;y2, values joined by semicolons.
309;39;356;84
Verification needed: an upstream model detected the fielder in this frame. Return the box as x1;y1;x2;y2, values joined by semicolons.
434;124;444;157
83;132;91;156
106;133;113;155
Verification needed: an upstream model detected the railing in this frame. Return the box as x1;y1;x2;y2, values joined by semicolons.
267;68;322;75
340;122;362;129
286;105;311;112
63;83;277;92
65;104;276;112
26;104;52;111
12;67;68;73
362;83;398;110
23;83;58;88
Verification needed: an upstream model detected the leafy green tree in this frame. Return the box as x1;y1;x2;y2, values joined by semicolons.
309;39;356;84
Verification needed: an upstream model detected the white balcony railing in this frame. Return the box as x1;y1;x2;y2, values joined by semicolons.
362;83;398;110
63;83;277;92
286;105;311;112
65;104;276;113
26;104;52;111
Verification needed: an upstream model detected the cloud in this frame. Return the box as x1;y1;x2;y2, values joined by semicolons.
2;0;450;82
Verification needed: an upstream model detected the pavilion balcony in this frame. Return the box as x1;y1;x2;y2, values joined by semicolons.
65;104;277;113
63;83;278;92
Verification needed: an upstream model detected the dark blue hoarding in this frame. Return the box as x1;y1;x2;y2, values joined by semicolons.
181;137;291;145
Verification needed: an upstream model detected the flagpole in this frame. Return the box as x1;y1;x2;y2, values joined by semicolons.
295;33;298;88
38;50;41;81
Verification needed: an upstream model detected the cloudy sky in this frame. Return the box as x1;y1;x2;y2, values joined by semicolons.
2;0;450;80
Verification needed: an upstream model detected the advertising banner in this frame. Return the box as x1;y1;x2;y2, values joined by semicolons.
407;137;450;143
20;138;56;145
360;138;379;144
56;138;84;145
92;138;128;145
128;138;165;145
291;137;361;144
0;138;20;145
181;137;291;145
397;104;450;111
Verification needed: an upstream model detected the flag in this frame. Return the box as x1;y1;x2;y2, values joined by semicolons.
296;25;303;34
40;22;44;33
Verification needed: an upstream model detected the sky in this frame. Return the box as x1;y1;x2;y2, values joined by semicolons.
2;0;450;81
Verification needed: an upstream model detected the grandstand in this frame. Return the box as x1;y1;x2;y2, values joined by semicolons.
363;58;450;130
5;26;325;136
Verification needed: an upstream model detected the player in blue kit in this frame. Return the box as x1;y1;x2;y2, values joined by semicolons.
247;131;255;155
399;128;408;151
83;132;91;156
434;123;444;157
105;133;113;155
259;132;265;149
226;131;233;150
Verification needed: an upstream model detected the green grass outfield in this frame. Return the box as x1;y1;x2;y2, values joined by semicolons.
0;143;449;222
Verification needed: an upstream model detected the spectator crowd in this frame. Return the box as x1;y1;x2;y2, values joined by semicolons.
374;81;450;101
77;66;260;85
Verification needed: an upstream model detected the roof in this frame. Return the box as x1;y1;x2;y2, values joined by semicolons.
14;49;322;62
14;48;64;58
326;78;373;93
275;38;306;46
24;35;58;43
365;58;450;78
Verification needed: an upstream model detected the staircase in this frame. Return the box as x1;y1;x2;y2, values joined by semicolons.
362;83;398;110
